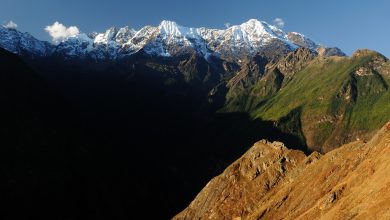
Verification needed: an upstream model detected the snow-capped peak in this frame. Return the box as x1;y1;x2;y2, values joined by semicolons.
116;26;136;44
159;20;182;36
157;20;199;41
94;27;118;44
228;19;285;44
242;19;286;38
0;25;52;56
240;19;272;34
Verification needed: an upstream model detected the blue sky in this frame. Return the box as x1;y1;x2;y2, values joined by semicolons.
1;0;389;57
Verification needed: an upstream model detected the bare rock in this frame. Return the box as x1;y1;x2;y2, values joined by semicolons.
175;122;390;220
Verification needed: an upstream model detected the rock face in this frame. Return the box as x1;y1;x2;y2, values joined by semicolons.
174;140;307;219
273;47;317;76
287;32;319;51
175;122;390;219
317;46;346;57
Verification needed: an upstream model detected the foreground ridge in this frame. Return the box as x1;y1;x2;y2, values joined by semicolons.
175;122;390;219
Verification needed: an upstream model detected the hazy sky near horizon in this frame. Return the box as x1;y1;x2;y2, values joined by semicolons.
0;0;389;57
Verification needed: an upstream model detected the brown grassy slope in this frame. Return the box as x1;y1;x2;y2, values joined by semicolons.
174;122;390;219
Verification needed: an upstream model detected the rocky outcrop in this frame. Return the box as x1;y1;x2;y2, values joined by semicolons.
175;122;390;219
287;32;319;51
174;140;308;219
273;47;317;76
226;55;269;89
317;47;346;57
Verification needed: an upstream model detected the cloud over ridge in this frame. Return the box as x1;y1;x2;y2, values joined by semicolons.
3;21;18;29
45;21;79;43
273;18;285;28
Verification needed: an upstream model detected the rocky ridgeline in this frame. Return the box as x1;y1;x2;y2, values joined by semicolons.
175;122;390;219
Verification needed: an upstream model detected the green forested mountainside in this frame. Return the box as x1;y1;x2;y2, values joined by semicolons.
222;49;390;152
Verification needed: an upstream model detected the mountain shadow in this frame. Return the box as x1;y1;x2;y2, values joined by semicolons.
1;50;306;219
0;48;87;219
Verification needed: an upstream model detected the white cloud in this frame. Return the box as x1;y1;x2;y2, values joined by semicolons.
224;22;231;29
273;18;285;29
3;20;18;29
44;21;80;43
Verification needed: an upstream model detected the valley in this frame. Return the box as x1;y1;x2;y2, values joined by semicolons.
1;18;390;219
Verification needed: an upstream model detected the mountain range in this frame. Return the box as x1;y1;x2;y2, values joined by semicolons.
1;19;389;219
0;19;344;60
